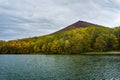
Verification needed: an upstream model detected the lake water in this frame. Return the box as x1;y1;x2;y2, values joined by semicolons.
0;55;119;80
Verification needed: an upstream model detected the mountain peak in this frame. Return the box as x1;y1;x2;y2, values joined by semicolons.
57;20;103;32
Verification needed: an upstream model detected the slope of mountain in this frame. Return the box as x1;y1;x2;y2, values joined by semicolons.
0;21;120;54
56;21;104;33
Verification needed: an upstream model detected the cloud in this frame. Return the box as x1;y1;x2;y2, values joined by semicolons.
0;0;120;40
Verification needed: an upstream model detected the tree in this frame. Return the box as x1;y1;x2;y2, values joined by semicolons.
94;35;107;51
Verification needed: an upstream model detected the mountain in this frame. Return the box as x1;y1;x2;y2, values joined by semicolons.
0;20;120;54
56;21;104;33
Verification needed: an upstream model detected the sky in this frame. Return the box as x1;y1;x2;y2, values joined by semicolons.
0;0;120;40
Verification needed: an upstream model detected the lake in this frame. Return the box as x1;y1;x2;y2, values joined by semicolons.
0;55;119;80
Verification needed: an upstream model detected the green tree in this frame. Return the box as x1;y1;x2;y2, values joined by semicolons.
94;35;107;51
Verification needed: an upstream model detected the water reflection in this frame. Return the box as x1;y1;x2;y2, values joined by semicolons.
0;55;119;80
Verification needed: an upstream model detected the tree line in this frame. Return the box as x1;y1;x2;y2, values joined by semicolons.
0;26;120;54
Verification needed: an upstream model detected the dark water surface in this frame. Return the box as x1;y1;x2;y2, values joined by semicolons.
0;55;120;80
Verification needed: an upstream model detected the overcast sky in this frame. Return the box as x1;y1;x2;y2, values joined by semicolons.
0;0;120;40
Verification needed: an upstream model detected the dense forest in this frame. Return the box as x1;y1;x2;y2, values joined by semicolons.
0;26;120;54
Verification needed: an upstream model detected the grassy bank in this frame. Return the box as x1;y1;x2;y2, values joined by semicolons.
85;51;120;55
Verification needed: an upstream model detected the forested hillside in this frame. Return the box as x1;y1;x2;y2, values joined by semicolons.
0;25;120;54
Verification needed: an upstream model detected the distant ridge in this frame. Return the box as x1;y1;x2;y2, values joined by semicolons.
1;20;120;54
57;20;104;32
